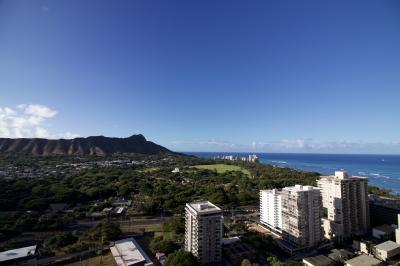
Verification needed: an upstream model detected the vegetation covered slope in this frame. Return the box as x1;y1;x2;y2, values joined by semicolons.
0;134;174;156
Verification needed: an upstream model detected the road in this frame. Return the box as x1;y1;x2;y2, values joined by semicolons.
67;217;169;230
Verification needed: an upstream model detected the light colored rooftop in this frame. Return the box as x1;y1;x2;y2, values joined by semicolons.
345;254;381;266
110;238;153;266
0;245;37;262
320;171;368;181
186;201;222;214
375;240;400;252
303;254;333;266
283;184;320;192
260;188;280;194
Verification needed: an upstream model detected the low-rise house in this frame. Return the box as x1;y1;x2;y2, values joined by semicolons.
345;254;382;266
114;207;125;216
155;253;166;265
302;255;334;266
110;238;154;266
353;239;374;254
171;168;180;173
113;198;132;207
0;245;37;266
327;248;354;264
374;240;400;261
372;224;395;241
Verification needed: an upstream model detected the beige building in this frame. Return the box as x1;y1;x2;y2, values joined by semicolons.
184;201;223;265
318;171;370;243
280;185;323;253
374;240;400;261
303;255;334;266
345;254;382;266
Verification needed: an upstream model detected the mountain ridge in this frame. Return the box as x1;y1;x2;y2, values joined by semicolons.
0;134;175;156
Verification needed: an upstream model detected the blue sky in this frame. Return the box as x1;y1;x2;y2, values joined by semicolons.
1;0;400;153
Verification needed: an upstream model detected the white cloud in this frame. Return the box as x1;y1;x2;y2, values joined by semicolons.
0;104;79;139
23;104;58;118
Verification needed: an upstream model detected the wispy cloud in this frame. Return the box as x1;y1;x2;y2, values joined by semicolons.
0;104;79;139
171;139;238;150
171;138;400;154
40;5;50;13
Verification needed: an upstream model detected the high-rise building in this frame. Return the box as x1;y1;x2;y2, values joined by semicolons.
395;214;400;244
317;171;370;243
260;189;282;232
184;201;223;265
280;185;323;254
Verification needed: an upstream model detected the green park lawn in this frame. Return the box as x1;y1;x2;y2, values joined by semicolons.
192;164;250;176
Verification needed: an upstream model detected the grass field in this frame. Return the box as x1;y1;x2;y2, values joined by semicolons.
192;164;250;176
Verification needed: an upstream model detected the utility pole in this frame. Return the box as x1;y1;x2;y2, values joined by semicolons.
100;234;104;264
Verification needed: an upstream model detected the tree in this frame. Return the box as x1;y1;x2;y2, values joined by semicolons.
163;217;184;234
241;259;252;266
44;232;78;250
165;250;199;266
86;220;121;241
149;237;179;254
267;256;303;266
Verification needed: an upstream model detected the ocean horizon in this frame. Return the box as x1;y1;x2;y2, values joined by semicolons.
184;152;400;194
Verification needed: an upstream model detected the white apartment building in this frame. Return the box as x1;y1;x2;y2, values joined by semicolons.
395;214;400;244
280;185;323;254
184;201;223;265
260;189;282;232
317;171;370;243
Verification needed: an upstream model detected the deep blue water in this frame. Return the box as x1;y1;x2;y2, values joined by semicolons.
184;152;400;193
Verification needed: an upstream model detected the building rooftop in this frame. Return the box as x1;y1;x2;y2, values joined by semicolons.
260;188;280;194
320;171;368;181
328;248;354;262
283;184;319;192
186;201;222;214
0;245;37;262
375;240;400;252
110;238;153;266
302;254;334;266
345;254;381;266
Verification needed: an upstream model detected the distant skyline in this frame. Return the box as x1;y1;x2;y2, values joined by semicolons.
1;1;400;154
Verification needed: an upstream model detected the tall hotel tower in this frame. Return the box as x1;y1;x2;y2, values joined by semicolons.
184;201;223;265
280;185;323;254
260;189;282;232
317;171;370;243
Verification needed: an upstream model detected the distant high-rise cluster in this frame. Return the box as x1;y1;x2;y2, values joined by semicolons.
259;171;370;254
214;154;258;163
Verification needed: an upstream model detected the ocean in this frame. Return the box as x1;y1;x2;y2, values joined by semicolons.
185;152;400;194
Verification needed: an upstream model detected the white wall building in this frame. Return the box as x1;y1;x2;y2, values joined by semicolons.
280;185;323;253
184;201;223;265
318;171;370;243
260;189;282;232
110;238;154;266
0;245;37;266
395;214;400;244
